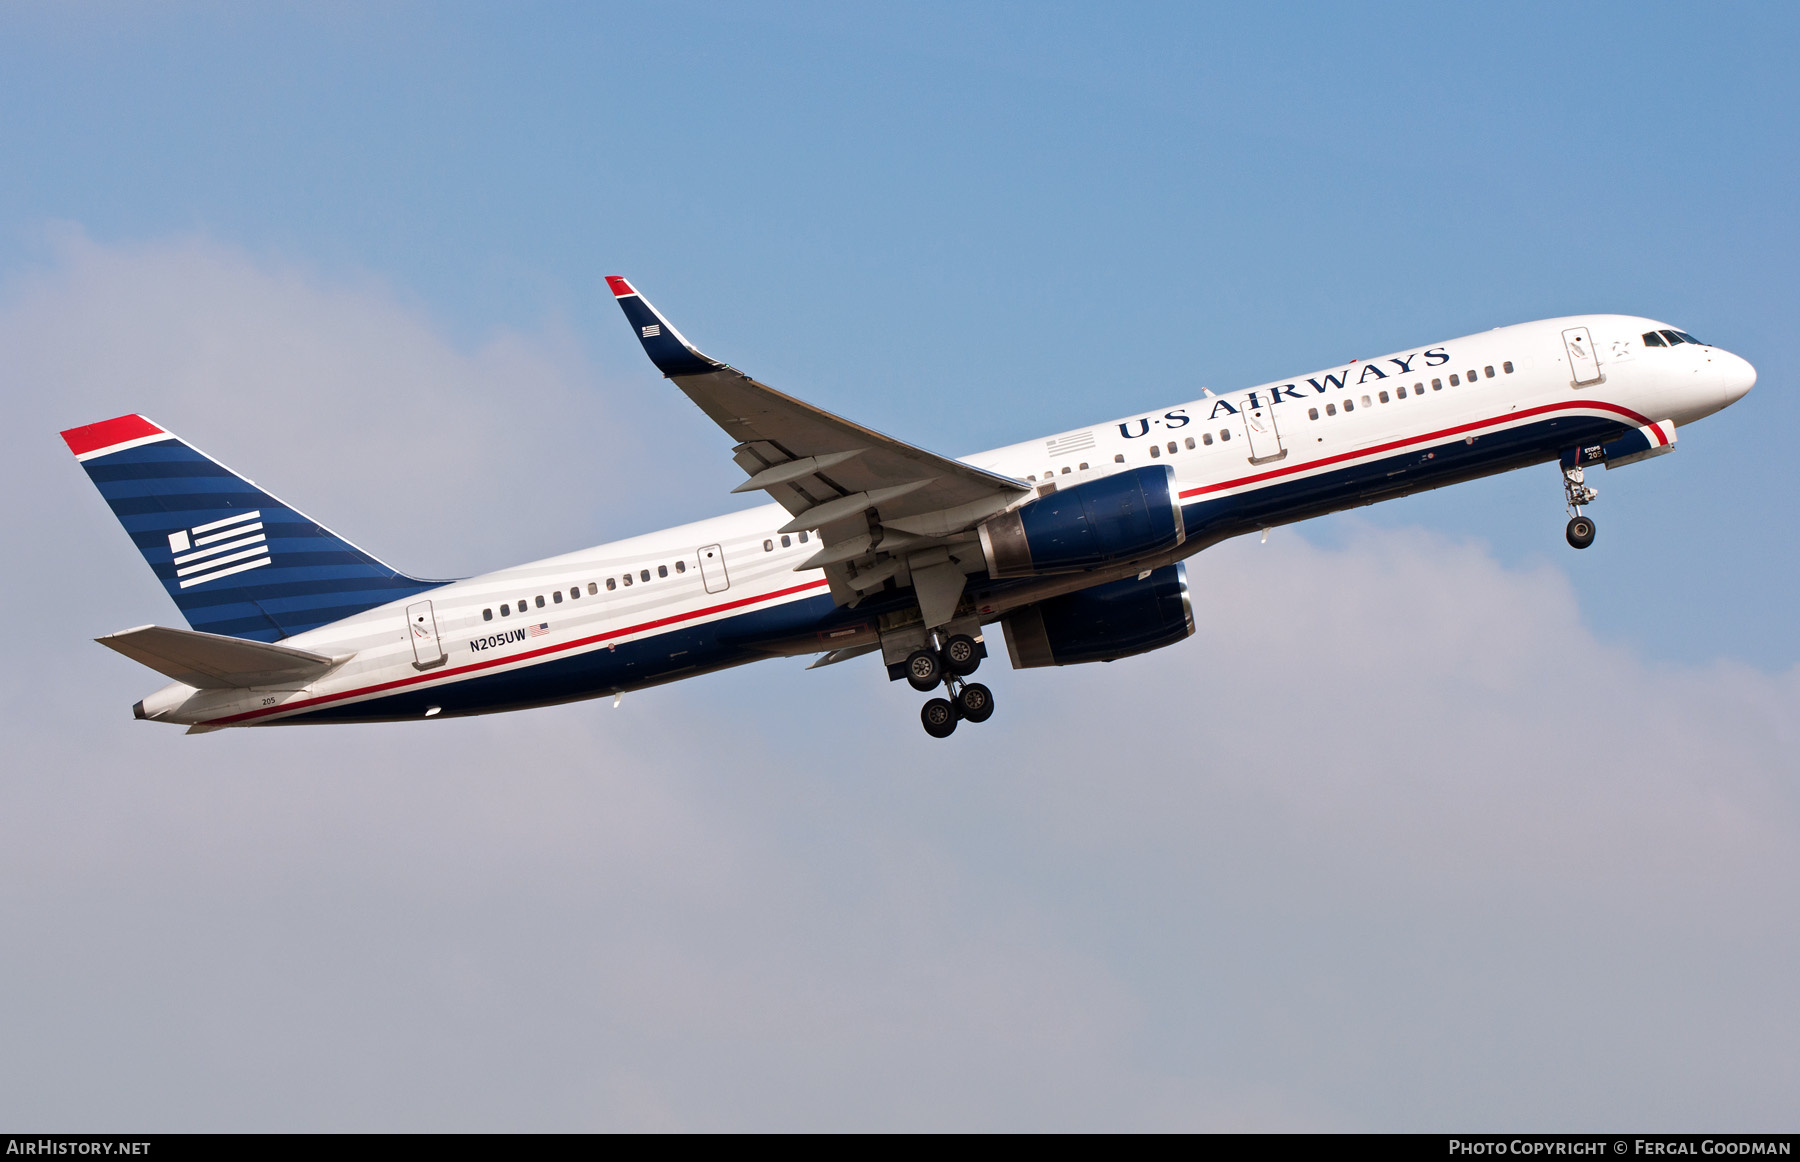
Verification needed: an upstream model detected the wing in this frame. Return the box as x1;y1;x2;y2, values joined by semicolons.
607;277;1029;625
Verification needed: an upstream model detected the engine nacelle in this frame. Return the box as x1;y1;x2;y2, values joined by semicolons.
1002;563;1194;668
979;465;1185;579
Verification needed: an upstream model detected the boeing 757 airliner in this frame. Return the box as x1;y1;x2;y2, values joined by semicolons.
63;280;1756;736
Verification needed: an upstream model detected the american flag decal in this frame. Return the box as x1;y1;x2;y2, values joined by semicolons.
168;510;271;589
1046;430;1096;455
640;324;661;338
528;622;550;637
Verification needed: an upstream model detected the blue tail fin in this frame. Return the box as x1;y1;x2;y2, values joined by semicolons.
63;414;442;642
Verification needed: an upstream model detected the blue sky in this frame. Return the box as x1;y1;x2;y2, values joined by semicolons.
2;2;1796;1130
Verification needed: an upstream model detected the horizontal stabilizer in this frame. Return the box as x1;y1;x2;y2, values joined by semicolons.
97;624;341;689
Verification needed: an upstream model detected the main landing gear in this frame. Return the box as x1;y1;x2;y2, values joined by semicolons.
908;633;994;738
1563;465;1598;550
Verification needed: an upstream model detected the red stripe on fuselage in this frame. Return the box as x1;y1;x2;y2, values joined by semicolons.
213;577;832;725
60;414;165;457
1178;399;1656;500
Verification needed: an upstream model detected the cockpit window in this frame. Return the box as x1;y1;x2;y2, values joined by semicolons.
1642;331;1666;347
1672;330;1704;345
1660;330;1686;346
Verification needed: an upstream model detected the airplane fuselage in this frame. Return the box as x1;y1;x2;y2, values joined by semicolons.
130;313;1756;729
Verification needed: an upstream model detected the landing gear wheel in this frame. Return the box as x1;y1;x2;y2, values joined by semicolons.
956;682;994;723
905;648;942;692
942;634;981;676
921;697;958;738
1566;515;1596;550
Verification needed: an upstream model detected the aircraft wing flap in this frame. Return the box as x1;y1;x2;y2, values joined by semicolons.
98;624;341;689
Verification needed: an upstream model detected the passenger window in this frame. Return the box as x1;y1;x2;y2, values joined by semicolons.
1308;407;1319;420
1484;366;1494;378
1432;378;1442;390
1044;468;1054;478
675;561;686;573
553;590;563;604
1325;403;1336;416
1182;440;1193;451
1378;391;1389;403
517;596;527;609
798;531;808;543
1114;454;1125;463
536;595;545;608
1149;444;1161;458
483;608;493;621
1220;430;1231;441
1202;433;1213;445
640;569;650;583
781;534;791;548
1061;466;1071;475
658;565;668;578
606;578;616;591
1465;370;1477;382
1026;474;1036;481
1166;442;1177;454
621;575;631;587
1080;461;1090;469
500;603;510;616
1503;361;1514;373
588;582;597;595
763;539;774;551
1449;373;1460;386
1343;399;1354;412
1396;386;1406;398
1643;332;1666;347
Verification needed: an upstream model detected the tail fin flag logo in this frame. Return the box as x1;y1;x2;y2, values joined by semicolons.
167;510;271;589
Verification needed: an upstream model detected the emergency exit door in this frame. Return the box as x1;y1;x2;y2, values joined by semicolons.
1563;326;1603;385
698;544;730;594
406;599;446;669
1241;401;1287;464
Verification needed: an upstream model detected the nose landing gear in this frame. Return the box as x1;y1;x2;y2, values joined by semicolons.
913;632;996;737
1563;465;1598;550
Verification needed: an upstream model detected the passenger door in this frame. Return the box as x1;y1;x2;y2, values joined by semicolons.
1562;326;1603;385
406;599;446;669
698;544;730;594
1241;401;1287;464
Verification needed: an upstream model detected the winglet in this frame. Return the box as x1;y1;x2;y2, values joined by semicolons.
606;276;727;378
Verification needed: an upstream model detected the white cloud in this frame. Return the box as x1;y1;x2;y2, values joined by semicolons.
0;234;1795;1129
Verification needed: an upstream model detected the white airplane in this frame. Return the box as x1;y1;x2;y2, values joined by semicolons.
64;278;1756;737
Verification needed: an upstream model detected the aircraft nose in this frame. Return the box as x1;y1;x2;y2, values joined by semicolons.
1718;349;1757;406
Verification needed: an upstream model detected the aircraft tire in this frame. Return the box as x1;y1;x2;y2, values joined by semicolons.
1566;516;1596;549
905;648;942;692
921;697;958;738
956;682;994;723
942;634;981;676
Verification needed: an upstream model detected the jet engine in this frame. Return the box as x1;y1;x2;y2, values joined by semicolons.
1001;563;1194;668
978;465;1185;578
